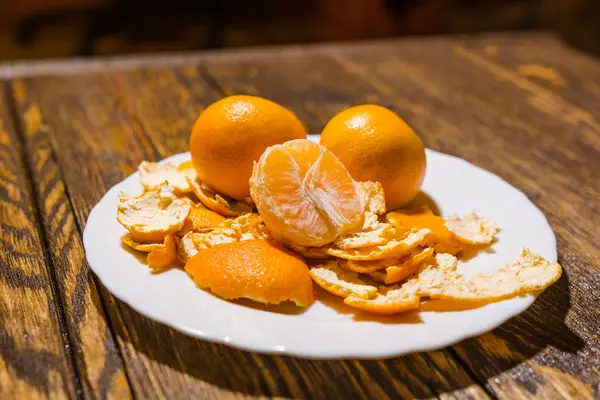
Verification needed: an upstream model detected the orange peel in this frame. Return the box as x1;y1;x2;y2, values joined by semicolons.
147;235;178;270
324;228;430;261
117;183;190;243
445;212;499;245
368;247;435;284
186;176;253;217
186;240;315;307
139;161;196;194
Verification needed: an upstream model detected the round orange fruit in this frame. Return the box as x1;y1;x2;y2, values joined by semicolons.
320;105;426;210
190;95;307;200
250;139;363;247
185;239;315;307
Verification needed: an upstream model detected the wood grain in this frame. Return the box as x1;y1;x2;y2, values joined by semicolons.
10;79;133;399
2;33;599;399
12;67;492;399
0;83;76;398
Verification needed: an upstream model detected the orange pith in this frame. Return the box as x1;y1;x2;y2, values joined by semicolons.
185;239;315;307
190;95;307;200
250;139;363;247
320;105;426;210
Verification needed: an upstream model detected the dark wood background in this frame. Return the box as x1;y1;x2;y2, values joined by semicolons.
0;32;599;399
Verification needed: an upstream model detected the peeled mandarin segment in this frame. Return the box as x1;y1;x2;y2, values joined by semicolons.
185;240;315;307
302;148;363;235
250;139;362;247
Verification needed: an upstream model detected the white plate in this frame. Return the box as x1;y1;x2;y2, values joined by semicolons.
83;135;557;359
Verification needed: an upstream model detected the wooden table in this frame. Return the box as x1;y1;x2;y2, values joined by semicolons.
1;32;599;399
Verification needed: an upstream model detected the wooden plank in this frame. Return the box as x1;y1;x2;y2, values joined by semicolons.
10;80;133;399
0;83;77;398
462;35;600;120
199;42;600;398
15;66;492;399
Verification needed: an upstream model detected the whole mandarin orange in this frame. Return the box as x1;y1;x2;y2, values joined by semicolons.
190;95;306;200
320;105;426;210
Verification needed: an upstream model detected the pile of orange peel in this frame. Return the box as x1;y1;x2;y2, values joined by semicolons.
116;97;561;315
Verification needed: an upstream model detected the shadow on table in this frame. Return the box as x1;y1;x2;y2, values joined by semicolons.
98;258;579;398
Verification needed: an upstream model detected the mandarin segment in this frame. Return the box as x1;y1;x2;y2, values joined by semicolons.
250;139;363;247
185;240;315;307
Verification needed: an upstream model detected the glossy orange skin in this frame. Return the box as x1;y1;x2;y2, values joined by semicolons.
320;105;426;210
185;240;315;307
190;95;307;200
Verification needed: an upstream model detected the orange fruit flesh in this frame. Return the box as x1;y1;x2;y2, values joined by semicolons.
185;239;315;307
387;208;464;254
250;139;363;247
